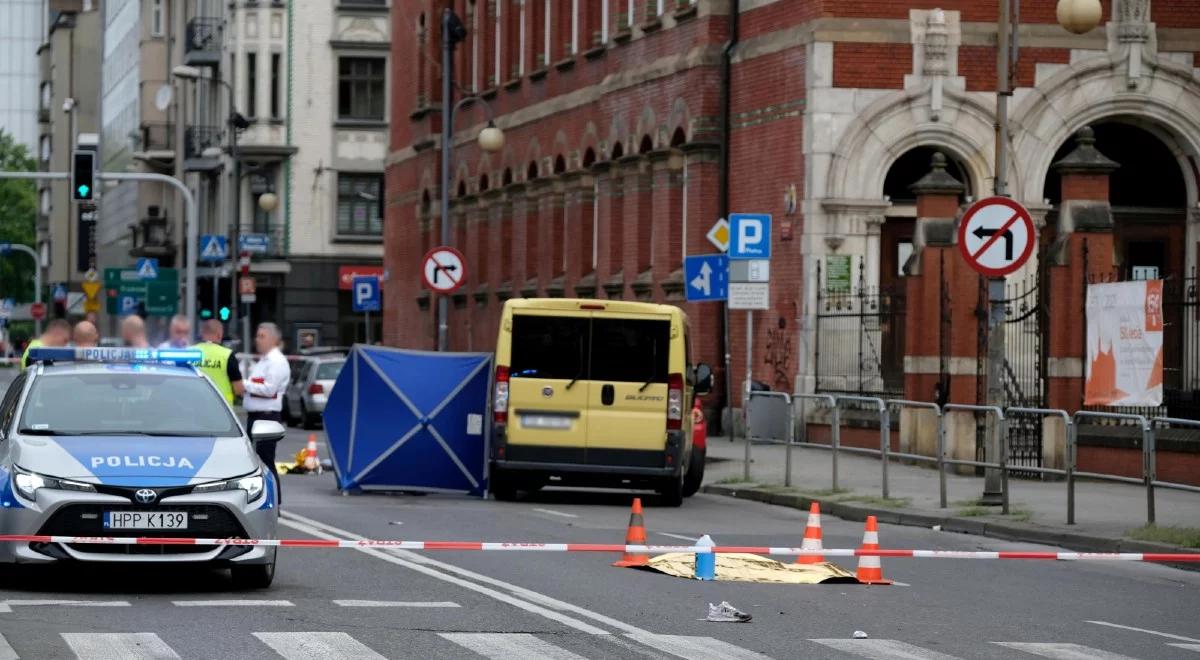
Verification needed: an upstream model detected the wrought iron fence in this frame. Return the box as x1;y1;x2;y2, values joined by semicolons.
814;258;906;397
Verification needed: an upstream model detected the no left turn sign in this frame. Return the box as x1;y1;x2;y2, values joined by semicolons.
422;246;467;294
958;196;1036;278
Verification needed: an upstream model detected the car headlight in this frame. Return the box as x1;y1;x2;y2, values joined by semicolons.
12;466;96;500
192;470;264;503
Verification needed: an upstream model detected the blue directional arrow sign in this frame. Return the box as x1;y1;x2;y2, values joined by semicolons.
684;254;729;302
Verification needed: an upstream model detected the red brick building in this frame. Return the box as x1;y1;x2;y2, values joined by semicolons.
386;1;1200;426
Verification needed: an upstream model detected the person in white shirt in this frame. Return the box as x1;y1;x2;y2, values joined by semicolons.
157;314;192;349
244;322;291;500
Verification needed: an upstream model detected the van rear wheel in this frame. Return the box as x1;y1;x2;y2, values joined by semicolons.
489;468;520;501
657;470;685;507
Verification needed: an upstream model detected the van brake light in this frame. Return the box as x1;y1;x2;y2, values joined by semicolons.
494;366;510;424
666;373;684;431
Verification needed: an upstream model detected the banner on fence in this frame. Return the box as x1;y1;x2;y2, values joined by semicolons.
1084;280;1164;406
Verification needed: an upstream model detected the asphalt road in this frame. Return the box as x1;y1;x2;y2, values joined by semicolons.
0;426;1196;659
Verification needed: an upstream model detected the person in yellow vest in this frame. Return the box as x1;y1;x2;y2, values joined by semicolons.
21;319;71;368
193;319;244;405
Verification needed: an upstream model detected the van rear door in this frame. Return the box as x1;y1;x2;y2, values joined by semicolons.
505;312;590;454
585;314;672;462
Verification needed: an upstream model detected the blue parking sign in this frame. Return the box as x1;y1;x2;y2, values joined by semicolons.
684;255;729;302
729;213;772;260
352;276;381;313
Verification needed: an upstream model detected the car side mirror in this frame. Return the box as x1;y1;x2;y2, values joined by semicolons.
694;363;713;396
250;419;287;444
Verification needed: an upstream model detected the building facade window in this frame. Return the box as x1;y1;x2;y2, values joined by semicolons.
150;0;165;37
542;0;551;67
470;0;479;91
337;174;384;236
338;57;386;120
517;0;526;76
492;0;501;87
39;135;50;162
570;0;578;54
246;52;258;118
270;53;282;119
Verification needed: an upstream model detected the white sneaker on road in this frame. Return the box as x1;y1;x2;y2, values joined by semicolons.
706;601;752;623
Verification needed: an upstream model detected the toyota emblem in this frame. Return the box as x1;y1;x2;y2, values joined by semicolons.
134;488;157;504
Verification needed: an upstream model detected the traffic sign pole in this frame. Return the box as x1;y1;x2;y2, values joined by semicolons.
958;196;1035;507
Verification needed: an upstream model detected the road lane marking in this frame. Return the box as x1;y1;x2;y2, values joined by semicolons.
62;633;180;660
4;600;130;608
0;634;16;660
253;632;387;660
810;639;961;659
993;643;1138;659
1085;621;1200;643
630;635;773;660
280;513;617;636
172;600;294;607
332;600;460;608
1169;645;1200;653
439;633;588;660
533;508;579;519
656;532;698;542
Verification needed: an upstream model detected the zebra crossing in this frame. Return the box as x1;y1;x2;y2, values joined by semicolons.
0;631;1187;659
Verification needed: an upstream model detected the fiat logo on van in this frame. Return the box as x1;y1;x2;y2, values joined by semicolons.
541;386;554;398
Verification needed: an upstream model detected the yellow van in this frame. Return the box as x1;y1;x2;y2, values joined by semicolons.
491;298;713;506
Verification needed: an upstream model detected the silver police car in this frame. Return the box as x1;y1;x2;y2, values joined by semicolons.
0;347;280;588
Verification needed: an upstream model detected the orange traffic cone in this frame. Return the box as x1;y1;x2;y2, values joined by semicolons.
304;434;319;472
855;515;892;585
613;498;650;568
795;502;824;564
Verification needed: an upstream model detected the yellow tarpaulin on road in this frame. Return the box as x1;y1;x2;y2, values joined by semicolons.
643;553;860;584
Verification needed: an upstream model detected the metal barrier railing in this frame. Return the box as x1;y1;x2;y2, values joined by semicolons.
744;390;793;482
1072;411;1152;523
748;394;1200;526
1007;408;1074;523
886;400;945;507
790;393;837;489
943;403;1008;514
1150;418;1200;497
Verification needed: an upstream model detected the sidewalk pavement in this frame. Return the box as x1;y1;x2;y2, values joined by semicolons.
701;437;1200;555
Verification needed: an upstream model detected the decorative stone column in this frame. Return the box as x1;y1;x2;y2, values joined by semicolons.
1046;126;1119;412
901;153;976;463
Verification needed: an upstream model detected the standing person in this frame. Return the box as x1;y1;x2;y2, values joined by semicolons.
72;321;100;348
21;319;71;368
158;315;192;349
120;315;151;348
194;319;244;405
244;322;290;501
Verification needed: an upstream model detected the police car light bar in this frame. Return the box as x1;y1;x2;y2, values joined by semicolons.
27;347;203;365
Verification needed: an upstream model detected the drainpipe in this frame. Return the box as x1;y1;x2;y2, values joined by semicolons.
717;0;739;433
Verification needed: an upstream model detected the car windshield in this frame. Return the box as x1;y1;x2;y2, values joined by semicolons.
19;372;241;437
316;361;344;380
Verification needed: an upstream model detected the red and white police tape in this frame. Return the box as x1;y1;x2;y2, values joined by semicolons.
7;535;1200;562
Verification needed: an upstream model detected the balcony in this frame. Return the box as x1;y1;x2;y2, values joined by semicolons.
129;206;176;263
184;17;222;67
139;122;175;154
184;125;223;171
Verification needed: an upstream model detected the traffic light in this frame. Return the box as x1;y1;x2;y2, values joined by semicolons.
218;306;231;322
200;308;213;319
72;150;96;201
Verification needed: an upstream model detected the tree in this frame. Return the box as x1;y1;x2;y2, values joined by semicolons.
0;130;37;306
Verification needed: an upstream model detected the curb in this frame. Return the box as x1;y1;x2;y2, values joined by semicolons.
702;483;1200;571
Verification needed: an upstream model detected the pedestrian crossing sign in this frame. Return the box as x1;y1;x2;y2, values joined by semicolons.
135;258;159;280
199;235;229;262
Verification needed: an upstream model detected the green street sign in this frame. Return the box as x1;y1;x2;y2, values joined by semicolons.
104;267;180;316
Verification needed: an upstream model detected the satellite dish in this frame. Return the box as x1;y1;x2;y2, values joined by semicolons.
154;85;173;112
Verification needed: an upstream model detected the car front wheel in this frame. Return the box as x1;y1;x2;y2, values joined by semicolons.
231;555;276;589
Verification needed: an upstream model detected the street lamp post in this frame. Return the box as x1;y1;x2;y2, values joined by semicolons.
173;65;250;341
439;8;505;352
980;0;1101;504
